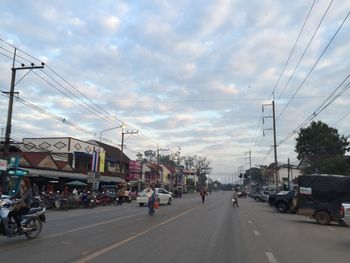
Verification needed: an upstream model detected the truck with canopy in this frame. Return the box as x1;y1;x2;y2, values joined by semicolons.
296;174;350;225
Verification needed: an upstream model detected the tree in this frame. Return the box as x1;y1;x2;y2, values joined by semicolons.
144;150;156;162
295;121;350;174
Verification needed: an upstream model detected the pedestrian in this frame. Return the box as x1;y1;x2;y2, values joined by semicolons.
199;187;207;203
232;188;239;207
117;187;125;205
147;184;157;216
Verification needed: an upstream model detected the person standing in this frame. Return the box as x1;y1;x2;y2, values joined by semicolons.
232;188;239;207
117;187;125;205
147;184;157;216
199;187;207;203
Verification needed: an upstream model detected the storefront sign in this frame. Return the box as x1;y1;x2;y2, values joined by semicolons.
0;159;8;171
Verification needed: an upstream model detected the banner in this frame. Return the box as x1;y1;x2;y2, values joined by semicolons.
99;150;105;173
91;149;99;172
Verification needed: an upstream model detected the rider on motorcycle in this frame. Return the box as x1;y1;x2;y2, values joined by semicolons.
8;178;33;232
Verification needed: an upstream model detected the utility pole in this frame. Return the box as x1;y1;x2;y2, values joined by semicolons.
262;100;278;189
156;146;169;165
120;129;138;178
287;158;290;190
2;48;45;158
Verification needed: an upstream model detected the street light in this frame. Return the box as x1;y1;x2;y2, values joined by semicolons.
99;124;125;142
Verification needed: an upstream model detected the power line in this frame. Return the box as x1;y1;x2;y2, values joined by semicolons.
272;0;317;96
278;74;350;145
277;9;349;122
276;0;334;107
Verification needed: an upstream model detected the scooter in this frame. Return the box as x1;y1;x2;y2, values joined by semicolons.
0;198;46;239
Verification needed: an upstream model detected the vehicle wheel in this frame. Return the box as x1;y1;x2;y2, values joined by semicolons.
139;203;144;206
315;211;331;225
276;202;287;213
25;218;43;239
167;198;172;205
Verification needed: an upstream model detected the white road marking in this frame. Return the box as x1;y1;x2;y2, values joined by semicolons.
327;226;336;231
248;220;252;224
75;207;196;263
253;230;260;236
265;252;278;263
244;214;248;217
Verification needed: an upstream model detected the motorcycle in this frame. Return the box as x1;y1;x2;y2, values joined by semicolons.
0;198;46;239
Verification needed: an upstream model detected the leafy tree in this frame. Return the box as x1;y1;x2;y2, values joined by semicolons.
295;121;350;174
144;150;156;162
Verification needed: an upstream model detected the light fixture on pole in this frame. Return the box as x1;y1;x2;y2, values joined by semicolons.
99;123;125;142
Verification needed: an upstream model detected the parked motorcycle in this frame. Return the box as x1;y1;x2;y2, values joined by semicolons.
80;192;98;208
0;198;46;239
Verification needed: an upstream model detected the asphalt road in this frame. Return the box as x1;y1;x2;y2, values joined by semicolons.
1;192;350;263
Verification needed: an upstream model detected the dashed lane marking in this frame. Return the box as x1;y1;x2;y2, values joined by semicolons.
327;226;336;231
265;252;278;263
75;207;196;263
248;220;252;224
253;230;260;236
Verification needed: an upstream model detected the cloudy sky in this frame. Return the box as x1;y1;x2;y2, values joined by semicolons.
1;0;350;182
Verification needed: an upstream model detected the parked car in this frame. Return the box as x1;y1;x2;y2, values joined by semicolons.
136;188;173;206
270;190;296;213
251;190;269;202
238;190;247;198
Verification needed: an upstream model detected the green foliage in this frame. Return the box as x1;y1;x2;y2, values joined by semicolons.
295;121;350;175
295;121;349;160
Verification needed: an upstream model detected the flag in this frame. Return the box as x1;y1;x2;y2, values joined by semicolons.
91;149;99;172
99;149;105;173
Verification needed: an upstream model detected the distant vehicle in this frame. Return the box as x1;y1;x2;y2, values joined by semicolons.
296;174;350;225
136;188;173;206
252;190;269;202
238;190;247;198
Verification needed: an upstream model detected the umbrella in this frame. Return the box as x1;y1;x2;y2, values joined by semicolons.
65;180;87;186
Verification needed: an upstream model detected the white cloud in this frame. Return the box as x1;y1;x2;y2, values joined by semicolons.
0;0;349;178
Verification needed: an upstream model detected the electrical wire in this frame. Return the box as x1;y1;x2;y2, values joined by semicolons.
278;74;350;145
272;0;317;97
277;9;349;122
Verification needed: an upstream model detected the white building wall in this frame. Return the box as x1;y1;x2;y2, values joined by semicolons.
22;137;103;154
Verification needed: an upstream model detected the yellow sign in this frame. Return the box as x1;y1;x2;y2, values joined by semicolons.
99;150;106;173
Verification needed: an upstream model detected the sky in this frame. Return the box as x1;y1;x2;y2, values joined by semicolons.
1;0;350;182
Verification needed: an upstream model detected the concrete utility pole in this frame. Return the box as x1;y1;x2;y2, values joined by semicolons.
2;48;44;158
262;100;278;189
120;129;138;177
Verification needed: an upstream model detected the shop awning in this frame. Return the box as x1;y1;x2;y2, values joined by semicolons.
24;168;87;180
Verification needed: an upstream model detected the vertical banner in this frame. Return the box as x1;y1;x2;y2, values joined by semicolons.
91;148;99;172
99;149;105;173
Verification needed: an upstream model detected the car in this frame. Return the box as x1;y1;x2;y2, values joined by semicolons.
251;190;269;202
238;190;247;198
271;190;296;213
136;188;173;206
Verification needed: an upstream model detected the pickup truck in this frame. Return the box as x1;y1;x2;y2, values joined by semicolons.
269;190;296;213
297;174;350;225
341;203;350;226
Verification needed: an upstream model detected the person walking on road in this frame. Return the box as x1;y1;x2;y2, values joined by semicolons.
232;188;239;207
199;187;208;203
147;184;157;216
117;188;125;205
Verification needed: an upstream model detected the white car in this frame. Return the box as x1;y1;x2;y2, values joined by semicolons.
137;188;173;206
